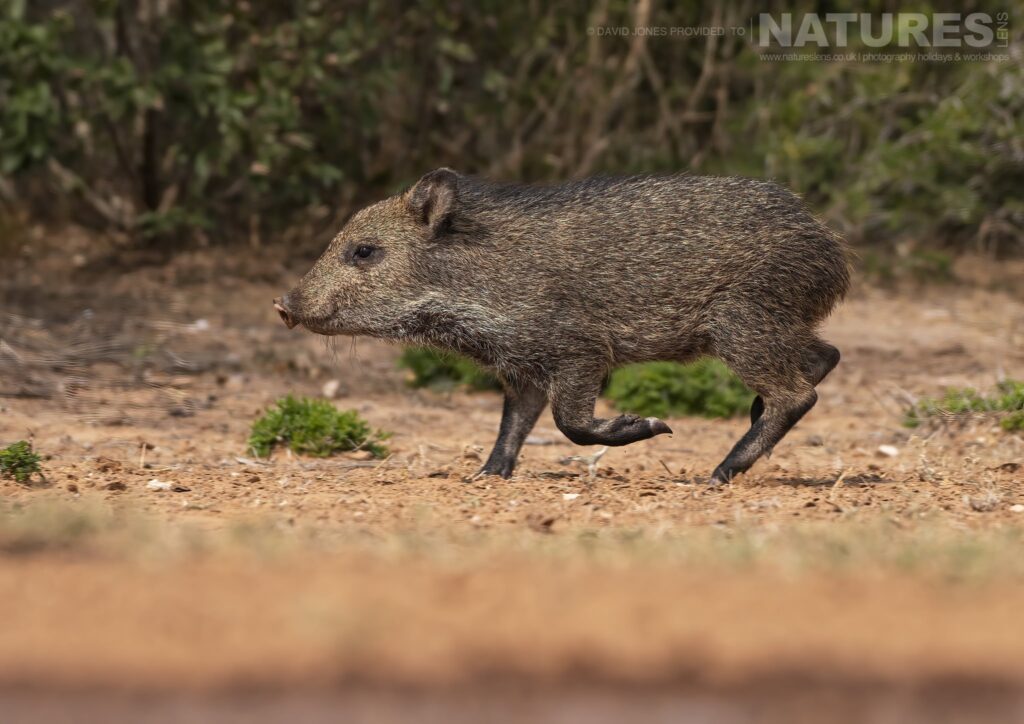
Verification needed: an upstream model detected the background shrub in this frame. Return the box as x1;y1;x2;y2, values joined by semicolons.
398;347;501;392
249;395;390;458
0;2;1020;255
398;350;754;421
604;360;754;420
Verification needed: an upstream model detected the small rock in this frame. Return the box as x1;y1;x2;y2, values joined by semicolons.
147;479;172;491
1010;504;1024;513
105;481;127;492
525;435;555;446
965;493;1001;513
223;374;247;391
322;379;341;398
877;445;899;458
67;483;79;494
805;434;825;447
563;493;580;501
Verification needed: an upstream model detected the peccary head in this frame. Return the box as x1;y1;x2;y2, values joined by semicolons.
274;168;463;338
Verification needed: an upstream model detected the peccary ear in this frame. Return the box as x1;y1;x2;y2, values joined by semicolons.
406;168;458;237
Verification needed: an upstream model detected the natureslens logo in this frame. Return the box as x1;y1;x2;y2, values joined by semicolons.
757;12;1009;49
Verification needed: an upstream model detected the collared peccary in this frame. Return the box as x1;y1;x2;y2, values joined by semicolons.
274;169;848;483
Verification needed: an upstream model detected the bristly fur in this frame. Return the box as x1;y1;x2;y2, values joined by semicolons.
279;169;850;482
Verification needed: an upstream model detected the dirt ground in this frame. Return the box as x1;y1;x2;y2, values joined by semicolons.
1;238;1023;722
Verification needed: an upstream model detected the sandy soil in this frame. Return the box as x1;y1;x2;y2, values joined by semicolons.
1;242;1023;721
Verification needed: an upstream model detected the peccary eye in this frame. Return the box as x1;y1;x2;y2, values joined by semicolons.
352;244;376;261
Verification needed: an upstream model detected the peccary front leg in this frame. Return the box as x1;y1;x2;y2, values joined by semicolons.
479;381;548;478
549;372;673;447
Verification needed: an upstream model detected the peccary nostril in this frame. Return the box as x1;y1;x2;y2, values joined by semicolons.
272;297;297;329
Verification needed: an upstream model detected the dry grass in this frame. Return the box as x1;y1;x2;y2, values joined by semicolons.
3;497;1022;585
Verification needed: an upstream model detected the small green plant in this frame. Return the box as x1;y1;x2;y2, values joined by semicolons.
249;396;390;458
604;359;754;419
905;380;1024;430
0;441;43;484
1002;410;1024;432
398;347;500;391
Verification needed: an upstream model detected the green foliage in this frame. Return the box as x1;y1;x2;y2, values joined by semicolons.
1;3;1020;254
398;350;755;422
0;440;42;484
905;380;1024;430
724;15;1024;256
248;395;390;458
904;250;955;283
861;249;957;285
398;347;500;392
605;360;754;420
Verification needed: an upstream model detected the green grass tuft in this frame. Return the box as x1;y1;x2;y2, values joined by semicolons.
0;441;42;485
249;395;390;458
905;380;1024;430
397;347;500;391
604;360;754;419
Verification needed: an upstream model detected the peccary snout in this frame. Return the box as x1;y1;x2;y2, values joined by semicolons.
273;296;297;329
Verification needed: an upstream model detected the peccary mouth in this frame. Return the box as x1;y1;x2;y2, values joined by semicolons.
296;311;375;337
296;318;345;336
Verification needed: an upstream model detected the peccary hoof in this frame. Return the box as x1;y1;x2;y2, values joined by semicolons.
476;460;515;480
708;464;732;485
647;418;673;436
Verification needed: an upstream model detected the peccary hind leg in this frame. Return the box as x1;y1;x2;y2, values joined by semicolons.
549;372;673;447
714;336;839;484
712;388;818;484
803;340;841;386
748;341;839;424
479;381;548;478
